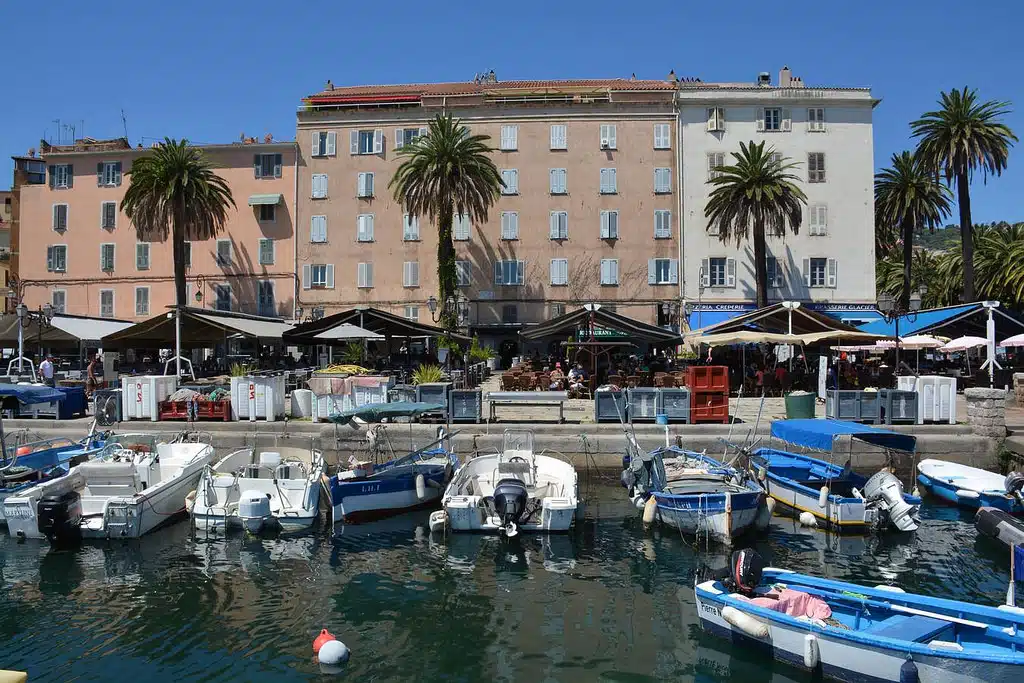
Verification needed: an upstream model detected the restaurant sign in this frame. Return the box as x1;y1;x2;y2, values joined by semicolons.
576;325;628;339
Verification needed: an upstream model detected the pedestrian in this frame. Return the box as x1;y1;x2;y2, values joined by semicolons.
86;354;99;397
39;354;56;387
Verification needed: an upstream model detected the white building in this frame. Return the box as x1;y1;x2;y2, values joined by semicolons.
677;66;878;329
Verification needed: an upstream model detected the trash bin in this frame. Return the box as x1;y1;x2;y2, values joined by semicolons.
785;391;816;419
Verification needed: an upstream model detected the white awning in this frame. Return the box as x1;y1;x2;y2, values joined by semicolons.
247;193;284;206
51;315;135;341
192;312;293;339
314;323;384;341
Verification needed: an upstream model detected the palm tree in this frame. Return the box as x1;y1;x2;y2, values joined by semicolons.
121;139;234;369
911;87;1017;302
876;249;942;309
874;151;952;309
705;140;807;308
390;113;503;329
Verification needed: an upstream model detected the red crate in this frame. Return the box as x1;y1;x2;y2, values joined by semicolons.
158;399;232;422
685;366;730;394
690;391;729;423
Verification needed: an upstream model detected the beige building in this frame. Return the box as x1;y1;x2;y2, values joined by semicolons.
17;137;297;322
0;188;11;309
296;75;680;355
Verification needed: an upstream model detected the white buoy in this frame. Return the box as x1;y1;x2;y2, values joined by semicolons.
956;489;980;500
912;486;920;498
803;633;820;669
765;497;776;515
318;638;350;667
818;486;829;508
722;606;769;638
799;511;818;528
757;467;766;483
643;496;658;525
875;584;905;593
415;473;427;500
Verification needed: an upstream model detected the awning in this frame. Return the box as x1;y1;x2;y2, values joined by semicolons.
314;323;384;341
686;303;871;340
247;193;283;206
856;303;1024;339
686;309;748;331
771;419;917;453
285;307;469;345
103;307;293;347
0;313;134;345
696;329;888;347
520;305;682;345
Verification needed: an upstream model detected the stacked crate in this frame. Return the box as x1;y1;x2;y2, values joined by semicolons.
687;366;730;424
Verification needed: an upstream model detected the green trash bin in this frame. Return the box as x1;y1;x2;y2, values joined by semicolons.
784;392;816;419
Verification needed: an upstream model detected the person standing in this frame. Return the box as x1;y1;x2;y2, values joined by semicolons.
39;354;55;387
86;354;99;398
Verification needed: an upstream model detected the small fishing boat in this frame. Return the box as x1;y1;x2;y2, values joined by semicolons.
190;443;327;533
1;433;108;523
326;402;458;523
430;429;578;537
917;459;1024;513
751;419;921;532
975;506;1024;549
696;554;1024;682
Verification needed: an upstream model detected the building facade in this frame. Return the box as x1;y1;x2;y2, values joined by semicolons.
296;76;680;354
678;66;878;328
0;189;11;308
17;137;298;321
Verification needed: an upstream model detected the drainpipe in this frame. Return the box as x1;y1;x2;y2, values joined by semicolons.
674;91;685;327
292;142;299;321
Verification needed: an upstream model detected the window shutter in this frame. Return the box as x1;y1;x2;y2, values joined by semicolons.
300;264;311;290
706;108;717;132
48;165;55;189
647;259;656;284
819;205;828;235
494;261;502;285
781;109;792;132
803;258;811;287
273;153;283;177
358;173;366;197
818;108;826;132
373;129;383;153
516;260;526;285
312;131;321;157
46;246;54;271
611;259;619;284
560;259;568;285
324;131;336;156
600;211;610;239
827;259;838;288
608;211;617;238
726;258;737;287
669;259;679;285
324;263;335;289
66;164;73;188
756;108;765;132
717;107;725;129
700;259;710;287
349;131;359;154
550;259;558;285
608;125;616;149
96;162;104;185
395;129;404;149
549;212;560;239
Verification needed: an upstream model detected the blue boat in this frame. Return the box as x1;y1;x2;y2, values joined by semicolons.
751;419;921;532
326;402;459;523
917;459;1024;514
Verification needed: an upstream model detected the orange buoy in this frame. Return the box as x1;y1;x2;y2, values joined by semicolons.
15;446;32;457
313;629;335;654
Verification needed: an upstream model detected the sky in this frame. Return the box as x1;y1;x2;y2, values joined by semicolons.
4;0;1022;223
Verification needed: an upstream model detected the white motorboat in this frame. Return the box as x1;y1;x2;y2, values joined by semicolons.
430;429;578;536
190;444;327;533
4;433;215;542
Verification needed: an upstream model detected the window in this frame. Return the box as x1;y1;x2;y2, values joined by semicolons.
809;204;828;236
310;215;327;243
403;261;419;288
311;131;337;157
549;168;567;194
550;303;566;319
257;281;275;317
705;257;736;288
763;107;782;131
500;211;519;240
549;211;568;240
215;284;231;312
395;127;426;149
654;167;671;194
805;257;837;288
50;164;73;189
184;241;191;268
494;260;525;286
766;256;783;288
654;210;672;239
97;161;122;187
707;152;726;180
100;243;115;272
357;262;374;288
351;129;383;155
599;168;617;194
808;108;826;132
100;201;117;229
404;305;419;321
357;214;374;242
357;172;374;198
600;210;618;239
550;258;568;286
600;258;619;285
706;107;725;132
135;287;150;316
453;213;471;241
253;153;283;178
216;239;232;267
500;169;519;195
51;290;66;314
550;124;567;150
307;264;334;289
258;238;275;265
99;290;114;318
502;304;518;324
599;124;617;149
649;258;679;285
311;173;328;199
403;214;420;241
455;260;471;286
52;204;68;232
808;153;826;183
500;125;518;151
654;123;672;149
768;152;782;167
259;204;276;222
136;242;150;270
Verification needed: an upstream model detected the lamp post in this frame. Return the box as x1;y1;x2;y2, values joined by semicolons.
980;300;1001;388
660;301;680;331
427;293;468;369
14;302;55;378
877;287;925;376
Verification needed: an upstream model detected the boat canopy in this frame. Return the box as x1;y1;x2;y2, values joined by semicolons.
770;419;916;453
0;384;66;405
327;401;446;423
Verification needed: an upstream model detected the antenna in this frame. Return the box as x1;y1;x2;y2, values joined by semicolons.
52;119;60;144
121;109;129;142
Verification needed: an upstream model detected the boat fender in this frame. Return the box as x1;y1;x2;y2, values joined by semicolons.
643;496;658;525
803;633;819;669
428;510;447;533
755;498;773;530
765;497;776;515
415;473;427;501
818;486;829;508
721;606;769;638
956;489;981;500
313;629;335;654
875;585;905;593
185;489;197;514
757;467;766;483
798;512;817;528
318;638;350;668
899;657;919;683
912;486;920;498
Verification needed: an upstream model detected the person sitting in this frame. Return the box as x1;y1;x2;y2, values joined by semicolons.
549;363;565;390
568;363;587;395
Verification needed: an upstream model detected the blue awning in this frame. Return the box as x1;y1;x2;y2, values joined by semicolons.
855;304;979;337
687;310;749;331
771;419;917;453
0;384;65;405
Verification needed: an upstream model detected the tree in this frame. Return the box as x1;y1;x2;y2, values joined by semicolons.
705;140;807;308
911;87;1017;302
874;151;952;308
390;114;503;328
875;249;943;309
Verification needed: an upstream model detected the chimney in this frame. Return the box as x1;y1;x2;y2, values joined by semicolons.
757;72;771;86
667;69;677;82
326;79;334;91
630;73;636;81
779;66;792;88
27;148;36;157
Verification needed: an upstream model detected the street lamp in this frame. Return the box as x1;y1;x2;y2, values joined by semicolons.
427;293;469;368
13;302;55;377
877;286;925;374
660;301;681;331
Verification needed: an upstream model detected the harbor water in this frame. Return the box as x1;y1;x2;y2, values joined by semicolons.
0;481;1013;682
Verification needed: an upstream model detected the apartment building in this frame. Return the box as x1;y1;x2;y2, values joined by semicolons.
296;75;680;351
0;189;11;307
678;66;878;328
17;137;297;321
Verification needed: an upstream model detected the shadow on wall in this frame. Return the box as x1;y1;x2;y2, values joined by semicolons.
737;241;816;303
213;241;295;318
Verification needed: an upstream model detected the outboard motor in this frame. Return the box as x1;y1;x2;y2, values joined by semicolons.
492;478;529;537
727;548;765;595
37;491;82;545
1005;472;1024;503
863;470;919;532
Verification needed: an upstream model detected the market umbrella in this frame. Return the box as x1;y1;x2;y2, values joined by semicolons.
899;335;946;350
939;336;988;352
998;333;1024;348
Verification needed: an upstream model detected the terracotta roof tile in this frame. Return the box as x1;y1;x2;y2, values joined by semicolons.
306;78;677;100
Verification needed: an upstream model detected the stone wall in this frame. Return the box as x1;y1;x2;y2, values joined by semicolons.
1014;373;1024;406
964;387;1008;439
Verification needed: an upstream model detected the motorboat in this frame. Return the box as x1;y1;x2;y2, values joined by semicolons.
430;429;578;537
326;402;458;523
695;559;1024;682
750;419;921;532
4;432;216;542
917;459;1024;513
190;443;327;533
975;506;1024;550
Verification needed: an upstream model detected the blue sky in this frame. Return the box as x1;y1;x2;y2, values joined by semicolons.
5;0;1021;223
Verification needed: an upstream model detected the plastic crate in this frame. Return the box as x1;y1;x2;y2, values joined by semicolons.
657;388;691;423
351;376;394;408
627;388;659;422
450;389;482;422
685;366;729;394
690;391;729;423
158;399;232;421
825;390;880;424
231;375;286;422
880;389;918;425
313;393;353;422
897;376;956;424
415;383;452;419
121;375;178;421
594;390;626;423
389;384;417;403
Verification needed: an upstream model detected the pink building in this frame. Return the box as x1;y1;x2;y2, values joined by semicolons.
17;137;297;321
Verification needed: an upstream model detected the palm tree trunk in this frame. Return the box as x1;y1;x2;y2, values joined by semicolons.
753;222;768;309
956;169;975;302
901;216;914;310
436;203;457;329
172;211;187;309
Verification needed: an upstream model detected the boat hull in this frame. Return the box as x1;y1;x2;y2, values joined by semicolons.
917;460;1022;514
650;488;763;544
331;466;449;523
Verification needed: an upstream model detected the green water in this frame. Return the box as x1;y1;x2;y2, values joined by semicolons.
0;483;1013;682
